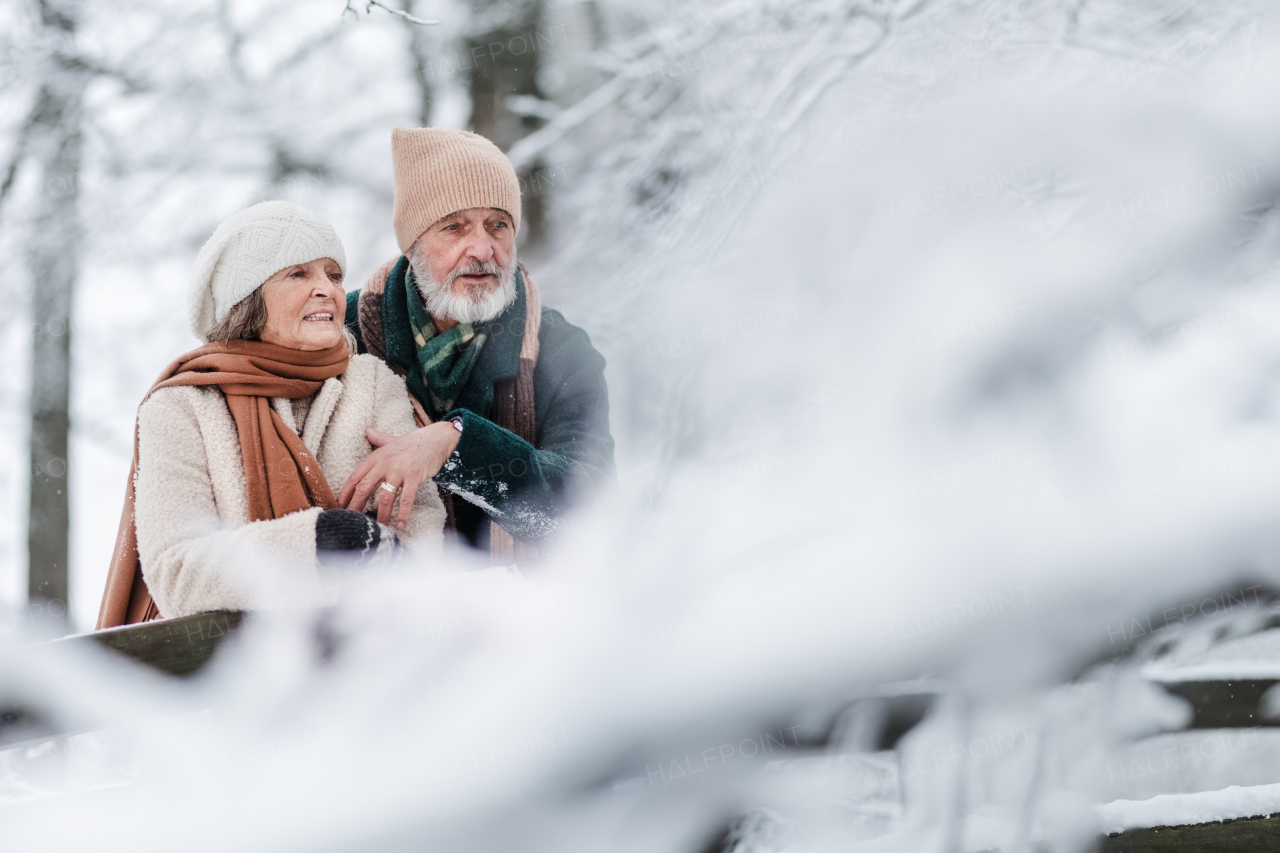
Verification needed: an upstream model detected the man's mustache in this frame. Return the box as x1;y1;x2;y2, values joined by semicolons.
448;260;504;284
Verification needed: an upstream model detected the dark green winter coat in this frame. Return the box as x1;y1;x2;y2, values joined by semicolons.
345;257;615;548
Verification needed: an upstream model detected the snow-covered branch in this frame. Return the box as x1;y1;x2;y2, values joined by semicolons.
343;0;438;26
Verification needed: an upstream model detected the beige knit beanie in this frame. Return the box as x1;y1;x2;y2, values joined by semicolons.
391;127;522;253
188;200;346;340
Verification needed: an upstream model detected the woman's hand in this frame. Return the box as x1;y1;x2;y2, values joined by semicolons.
338;424;461;530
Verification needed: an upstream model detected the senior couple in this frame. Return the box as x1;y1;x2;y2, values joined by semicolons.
96;128;614;628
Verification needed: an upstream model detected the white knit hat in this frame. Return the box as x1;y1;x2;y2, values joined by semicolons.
188;200;347;340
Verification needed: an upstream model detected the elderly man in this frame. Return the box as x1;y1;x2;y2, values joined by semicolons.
340;127;614;562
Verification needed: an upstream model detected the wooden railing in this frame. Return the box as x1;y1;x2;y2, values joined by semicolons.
1096;678;1280;851
1102;814;1280;851
84;609;245;677
5;612;1280;849
1159;678;1279;729
0;611;244;749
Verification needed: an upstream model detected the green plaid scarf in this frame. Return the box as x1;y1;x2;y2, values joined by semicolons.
405;266;487;420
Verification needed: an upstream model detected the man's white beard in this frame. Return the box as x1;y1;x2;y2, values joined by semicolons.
409;247;517;326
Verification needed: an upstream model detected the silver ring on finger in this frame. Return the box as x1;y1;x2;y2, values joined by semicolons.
378;481;400;496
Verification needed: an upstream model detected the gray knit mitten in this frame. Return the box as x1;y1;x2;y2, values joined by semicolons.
315;508;398;570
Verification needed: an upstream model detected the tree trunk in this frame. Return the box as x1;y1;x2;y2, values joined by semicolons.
402;0;434;127
465;0;548;250
26;0;87;624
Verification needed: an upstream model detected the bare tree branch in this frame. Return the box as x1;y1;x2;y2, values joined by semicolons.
344;0;438;26
507;77;622;172
61;53;148;94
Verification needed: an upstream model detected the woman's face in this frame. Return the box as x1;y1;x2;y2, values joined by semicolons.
259;258;345;351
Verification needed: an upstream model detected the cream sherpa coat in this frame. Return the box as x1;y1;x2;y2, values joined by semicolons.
134;353;444;618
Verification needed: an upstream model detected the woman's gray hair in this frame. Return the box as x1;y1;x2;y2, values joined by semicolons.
205;287;268;343
204;286;357;352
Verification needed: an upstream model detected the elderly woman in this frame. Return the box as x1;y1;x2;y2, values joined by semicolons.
97;201;444;628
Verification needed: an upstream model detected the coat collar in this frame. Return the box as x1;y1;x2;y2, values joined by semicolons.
381;256;528;418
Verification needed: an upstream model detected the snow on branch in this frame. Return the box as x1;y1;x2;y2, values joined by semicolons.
507;78;623;172
343;1;438;26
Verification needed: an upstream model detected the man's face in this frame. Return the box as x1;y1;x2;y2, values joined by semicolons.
410;207;518;326
418;207;515;298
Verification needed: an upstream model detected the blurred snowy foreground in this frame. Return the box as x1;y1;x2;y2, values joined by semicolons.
9;8;1280;853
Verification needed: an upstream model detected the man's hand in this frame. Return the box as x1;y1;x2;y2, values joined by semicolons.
338;423;461;530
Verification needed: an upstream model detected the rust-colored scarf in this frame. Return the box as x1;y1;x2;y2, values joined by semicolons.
95;339;350;629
